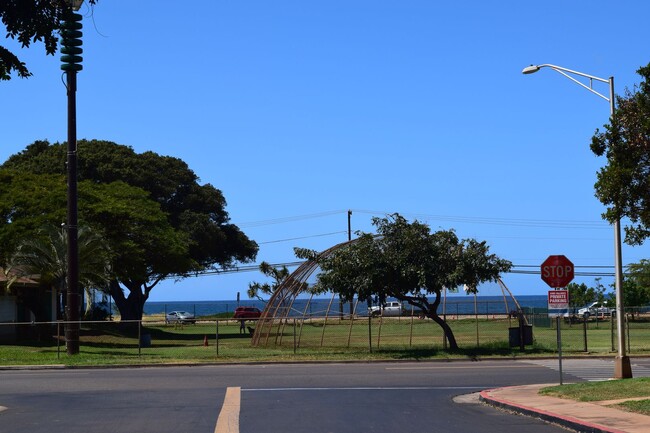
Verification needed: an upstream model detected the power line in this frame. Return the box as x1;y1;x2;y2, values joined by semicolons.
351;209;609;230
259;231;347;245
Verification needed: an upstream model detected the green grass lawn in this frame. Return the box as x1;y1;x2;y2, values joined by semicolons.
540;378;650;416
1;316;649;367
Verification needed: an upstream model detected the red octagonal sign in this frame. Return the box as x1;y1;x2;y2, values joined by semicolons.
541;255;574;288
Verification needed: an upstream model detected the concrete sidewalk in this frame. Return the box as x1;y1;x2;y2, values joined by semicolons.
480;384;650;433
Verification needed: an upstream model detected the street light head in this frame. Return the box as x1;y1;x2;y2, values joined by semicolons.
522;65;540;75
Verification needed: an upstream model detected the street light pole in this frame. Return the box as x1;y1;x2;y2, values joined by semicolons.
522;63;632;379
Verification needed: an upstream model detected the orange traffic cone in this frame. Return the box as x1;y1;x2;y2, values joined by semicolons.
203;335;208;347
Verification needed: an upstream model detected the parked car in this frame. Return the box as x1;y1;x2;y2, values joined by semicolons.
165;311;196;324
368;301;403;317
577;302;614;318
233;306;262;319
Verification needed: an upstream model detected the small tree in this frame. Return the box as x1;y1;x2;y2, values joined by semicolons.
591;63;650;245
295;214;512;350
247;261;289;301
8;223;111;319
566;280;606;313
623;259;650;318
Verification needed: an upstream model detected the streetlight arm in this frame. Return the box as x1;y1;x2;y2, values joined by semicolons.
536;64;610;83
522;63;611;102
548;67;611;102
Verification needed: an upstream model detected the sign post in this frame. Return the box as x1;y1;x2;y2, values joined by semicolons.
541;255;574;385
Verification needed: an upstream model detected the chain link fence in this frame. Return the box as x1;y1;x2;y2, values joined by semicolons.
1;305;649;361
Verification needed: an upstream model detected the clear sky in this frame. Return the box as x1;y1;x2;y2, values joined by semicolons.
2;1;650;302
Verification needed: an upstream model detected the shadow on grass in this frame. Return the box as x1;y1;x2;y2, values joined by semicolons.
372;342;556;360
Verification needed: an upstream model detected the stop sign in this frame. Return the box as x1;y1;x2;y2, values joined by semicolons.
541;255;574;288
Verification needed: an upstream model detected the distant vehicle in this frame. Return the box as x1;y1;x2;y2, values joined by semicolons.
368;301;403;317
233;306;262;319
165;311;196;324
577;302;614;318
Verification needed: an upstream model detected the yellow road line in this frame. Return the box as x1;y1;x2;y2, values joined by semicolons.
214;387;240;433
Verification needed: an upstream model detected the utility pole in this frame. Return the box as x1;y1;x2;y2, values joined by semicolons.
61;1;84;355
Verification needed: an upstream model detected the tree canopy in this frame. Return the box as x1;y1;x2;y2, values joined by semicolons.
1;140;258;319
591;62;650;245
624;260;650;309
295;214;512;350
566;280;607;312
0;0;98;80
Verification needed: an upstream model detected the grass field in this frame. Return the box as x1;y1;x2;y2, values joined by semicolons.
540;378;650;416
1;315;649;366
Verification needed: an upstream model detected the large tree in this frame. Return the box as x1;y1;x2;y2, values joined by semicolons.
0;0;98;80
1;140;258;320
295;214;512;350
591;62;650;245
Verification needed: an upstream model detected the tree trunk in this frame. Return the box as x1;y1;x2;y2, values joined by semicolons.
429;312;458;350
401;291;459;350
108;280;146;322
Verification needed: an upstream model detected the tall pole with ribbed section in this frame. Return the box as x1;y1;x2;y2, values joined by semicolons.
60;4;83;355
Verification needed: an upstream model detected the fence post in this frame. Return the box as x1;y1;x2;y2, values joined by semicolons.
138;320;142;357
215;320;219;356
626;313;631;354
293;318;297;355
368;315;372;353
611;314;615;352
583;316;588;352
409;306;414;348
57;321;61;359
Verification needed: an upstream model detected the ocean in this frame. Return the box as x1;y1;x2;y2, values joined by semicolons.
141;295;549;318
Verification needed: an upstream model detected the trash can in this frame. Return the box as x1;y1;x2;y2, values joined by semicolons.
508;325;533;347
140;333;152;348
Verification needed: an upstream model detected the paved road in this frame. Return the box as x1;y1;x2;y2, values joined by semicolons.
0;360;602;433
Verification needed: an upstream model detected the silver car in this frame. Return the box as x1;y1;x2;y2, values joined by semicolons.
165;311;196;324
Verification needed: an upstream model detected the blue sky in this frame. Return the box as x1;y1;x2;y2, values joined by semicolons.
2;1;650;302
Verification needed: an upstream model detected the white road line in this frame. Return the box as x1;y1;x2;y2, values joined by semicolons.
386;365;538;370
214;387;240;433
243;386;482;392
519;359;650;381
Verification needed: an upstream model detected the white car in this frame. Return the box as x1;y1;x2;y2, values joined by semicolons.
368;301;403;317
577;302;613;318
165;311;196;324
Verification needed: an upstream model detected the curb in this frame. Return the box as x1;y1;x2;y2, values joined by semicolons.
479;387;624;433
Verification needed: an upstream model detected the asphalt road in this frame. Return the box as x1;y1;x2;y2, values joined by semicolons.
0;360;578;433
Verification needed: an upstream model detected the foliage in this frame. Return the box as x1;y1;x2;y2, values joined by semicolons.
623;259;650;310
247;261;290;300
1;140;258;320
8;223;111;318
566;279;607;311
295;214;512;350
0;0;98;80
591;63;650;245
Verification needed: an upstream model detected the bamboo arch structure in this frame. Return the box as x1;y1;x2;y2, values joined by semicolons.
250;238;524;347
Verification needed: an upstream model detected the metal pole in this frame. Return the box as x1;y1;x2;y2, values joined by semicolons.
583;317;588;352
610;76;632;378
556;316;563;385
64;60;80;355
216;320;219;356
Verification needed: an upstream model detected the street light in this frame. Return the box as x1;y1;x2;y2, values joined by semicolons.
522;63;632;379
61;0;84;355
